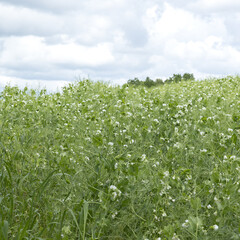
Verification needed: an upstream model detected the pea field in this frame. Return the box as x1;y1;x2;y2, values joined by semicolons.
1;76;240;239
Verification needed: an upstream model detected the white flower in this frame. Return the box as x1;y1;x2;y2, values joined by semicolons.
162;212;167;217
109;185;121;200
172;233;180;240
173;142;181;148
112;191;117;199
163;171;169;177
110;185;117;191
207;204;212;209
108;142;114;146
213;224;219;230
112;211;118;219
182;219;189;228
182;222;188;228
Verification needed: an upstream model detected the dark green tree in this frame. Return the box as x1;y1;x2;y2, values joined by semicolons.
127;77;142;86
172;74;182;83
165;77;173;84
155;78;164;85
183;73;195;81
144;77;156;88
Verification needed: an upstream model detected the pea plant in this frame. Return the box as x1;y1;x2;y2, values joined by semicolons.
0;76;240;239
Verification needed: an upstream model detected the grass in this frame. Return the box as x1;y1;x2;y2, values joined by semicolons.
0;76;240;239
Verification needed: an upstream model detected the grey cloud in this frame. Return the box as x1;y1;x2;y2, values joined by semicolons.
0;0;150;47
223;14;240;49
0;4;64;37
118;17;148;47
5;67;79;81
0;39;4;52
0;0;146;14
0;0;85;13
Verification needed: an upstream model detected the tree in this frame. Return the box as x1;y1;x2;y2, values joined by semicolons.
183;73;195;81
155;78;164;85
127;77;142;86
144;77;156;88
172;74;182;83
165;77;173;84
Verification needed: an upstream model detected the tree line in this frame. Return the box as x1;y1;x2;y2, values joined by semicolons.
126;73;195;88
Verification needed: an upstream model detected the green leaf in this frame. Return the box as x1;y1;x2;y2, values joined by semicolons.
215;200;223;211
83;201;89;239
2;220;9;240
190;197;201;211
231;133;237;145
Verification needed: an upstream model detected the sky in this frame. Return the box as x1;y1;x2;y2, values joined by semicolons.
0;0;240;91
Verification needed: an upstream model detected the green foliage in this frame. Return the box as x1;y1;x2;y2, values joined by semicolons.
0;76;240;239
183;73;195;81
172;74;182;83
156;78;164;85
127;73;195;88
127;77;142;86
144;76;156;88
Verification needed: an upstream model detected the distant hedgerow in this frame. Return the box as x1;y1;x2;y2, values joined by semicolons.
126;73;195;88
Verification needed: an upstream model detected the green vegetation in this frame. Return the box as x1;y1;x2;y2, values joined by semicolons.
126;73;195;88
1;76;240;239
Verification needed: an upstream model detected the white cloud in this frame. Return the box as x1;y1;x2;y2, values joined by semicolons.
0;0;83;13
164;36;240;69
0;3;62;36
191;0;240;12
144;3;227;43
0;36;114;69
0;2;112;44
0;36;47;69
48;42;114;66
0;0;128;13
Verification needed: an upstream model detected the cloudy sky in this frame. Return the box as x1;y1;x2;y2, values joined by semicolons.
0;0;240;91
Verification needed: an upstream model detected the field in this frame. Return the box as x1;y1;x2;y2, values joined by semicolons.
0;76;240;239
